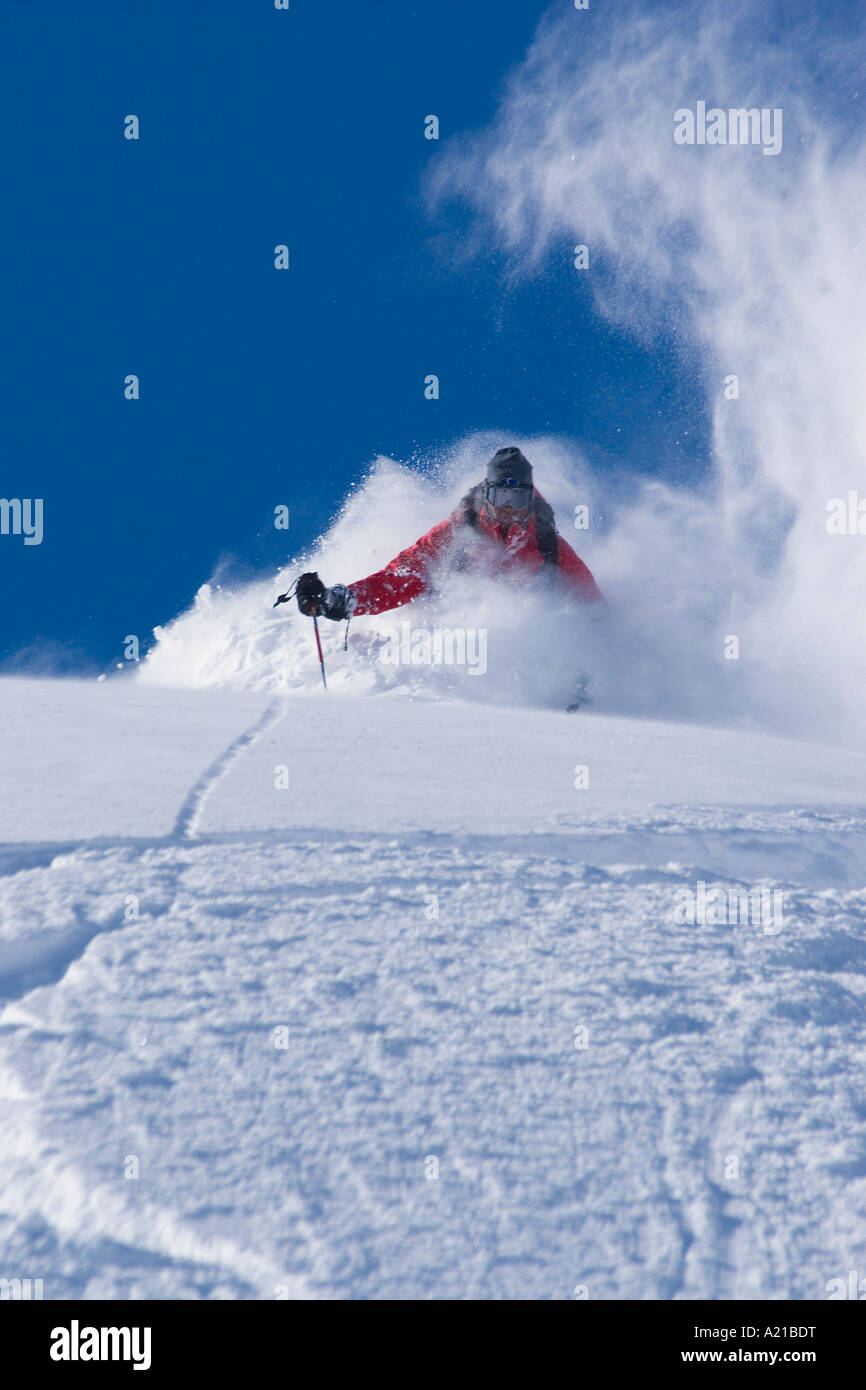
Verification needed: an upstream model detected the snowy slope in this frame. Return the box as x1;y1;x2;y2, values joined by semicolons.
2;675;866;1300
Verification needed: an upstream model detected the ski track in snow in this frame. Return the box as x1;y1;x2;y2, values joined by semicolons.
0;699;287;1008
172;699;286;840
0;695;313;1299
1;683;866;1300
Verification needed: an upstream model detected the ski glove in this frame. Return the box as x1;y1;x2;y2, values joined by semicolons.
295;571;353;621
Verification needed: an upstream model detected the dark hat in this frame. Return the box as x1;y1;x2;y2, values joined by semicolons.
486;447;533;487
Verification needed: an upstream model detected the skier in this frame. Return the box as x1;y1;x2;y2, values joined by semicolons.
290;447;603;621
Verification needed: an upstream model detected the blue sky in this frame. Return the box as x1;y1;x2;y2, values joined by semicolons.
0;0;719;671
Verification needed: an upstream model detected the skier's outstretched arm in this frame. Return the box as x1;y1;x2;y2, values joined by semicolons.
346;516;458;616
291;516;458;621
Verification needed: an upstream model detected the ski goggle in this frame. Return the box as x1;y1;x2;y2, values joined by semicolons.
485;479;533;510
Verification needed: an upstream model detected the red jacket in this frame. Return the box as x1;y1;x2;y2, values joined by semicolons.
348;493;602;616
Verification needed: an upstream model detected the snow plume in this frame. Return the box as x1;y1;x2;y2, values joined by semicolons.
422;0;866;740
135;432;787;726
143;0;865;738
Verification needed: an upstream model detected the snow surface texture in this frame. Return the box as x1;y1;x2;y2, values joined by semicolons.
2;677;866;1300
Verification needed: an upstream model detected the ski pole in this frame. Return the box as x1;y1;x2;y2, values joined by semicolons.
312;613;327;690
